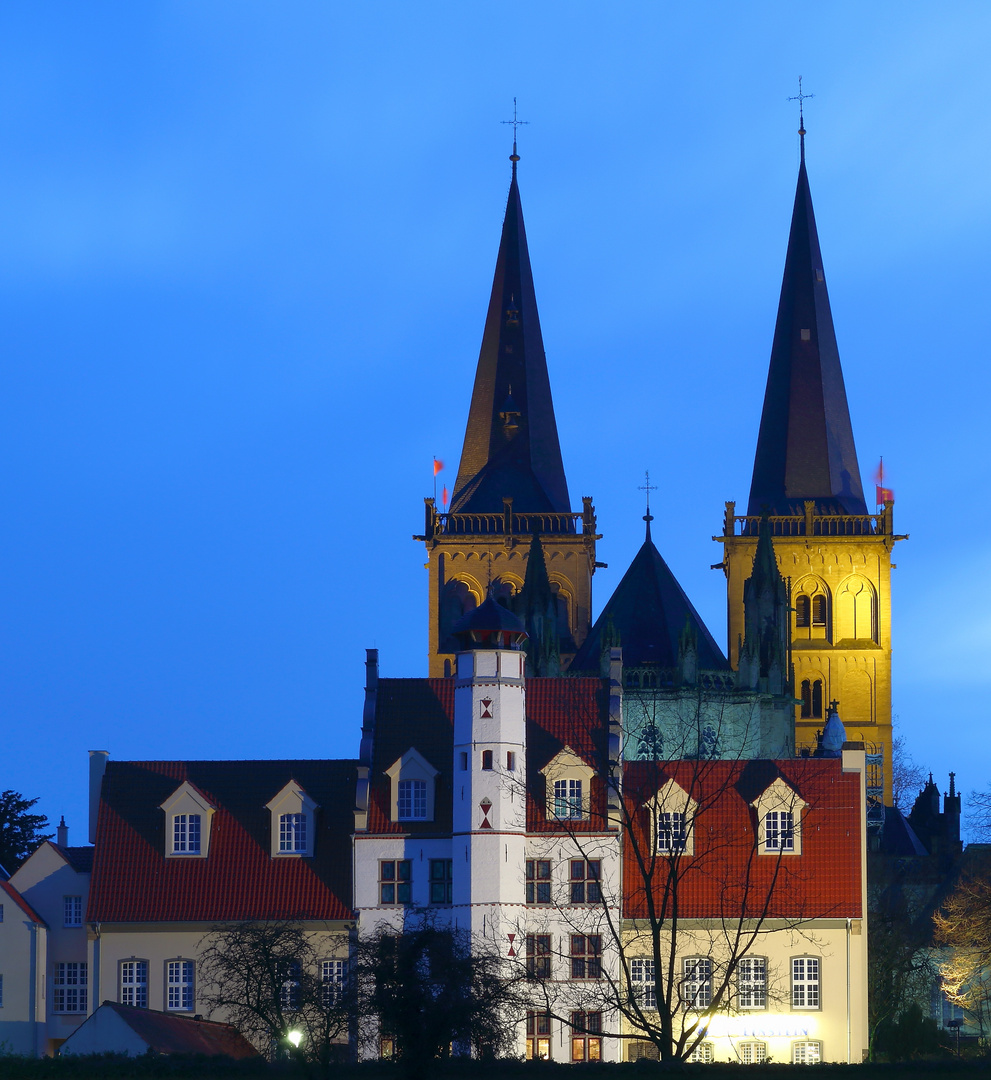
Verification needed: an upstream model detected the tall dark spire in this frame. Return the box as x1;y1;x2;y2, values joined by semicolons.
747;133;868;516
450;156;571;516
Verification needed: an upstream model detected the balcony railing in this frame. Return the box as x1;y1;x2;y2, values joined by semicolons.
417;496;599;541
720;500;896;539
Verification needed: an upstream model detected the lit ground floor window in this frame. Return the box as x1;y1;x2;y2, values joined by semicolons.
792;1040;822;1064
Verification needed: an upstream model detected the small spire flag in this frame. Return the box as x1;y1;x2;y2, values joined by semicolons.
442;485;449;510
433;458;444;476
874;458;894;505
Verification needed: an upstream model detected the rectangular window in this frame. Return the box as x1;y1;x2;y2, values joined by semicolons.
740;1041;767;1064
280;960;301;1009
120;960;147;1008
526;934;551;979
63;895;83;927
172;814;201;853
738;956;767;1009
379;859;412;905
429;859;453;904
656;811;687;853
792;957;820;1009
0;974;3;1008
506;751;515;771
526;1012;551;1060
397;779;427;820
526;859;551;904
764;811;794;851
682;957;712;1009
631;958;656;1008
53;962;88;1013
279;813;307;852
570;934;602;979
571;1011;602;1061
322;959;347;1006
459;752;468;771
554;778;584;819
570;859;601;903
792;1040;822;1064
481;750;493;771
166;960;194;1011
0;904;3;922
688;1041;714;1063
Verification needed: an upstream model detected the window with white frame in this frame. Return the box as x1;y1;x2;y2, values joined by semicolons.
740;1041;767;1064
160;781;215;858
792;1040;822;1064
631;958;656;1009
737;956;767;1008
53;962;87;1013
120;960;148;1008
397;779;427;821
764;810;794;852
172;814;201;854
554;779;584;820
167;960;194;1011
688;1041;714;1063
791;957;821;1009
322;959;347;1005
682;957;712;1009
647;778;696;856
280;960;301;1009
63;895;83;927
657;812;688;853
280;813;307;853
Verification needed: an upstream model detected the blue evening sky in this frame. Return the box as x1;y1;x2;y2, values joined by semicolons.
3;2;989;843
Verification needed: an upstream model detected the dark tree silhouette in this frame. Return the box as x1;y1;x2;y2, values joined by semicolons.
0;790;52;872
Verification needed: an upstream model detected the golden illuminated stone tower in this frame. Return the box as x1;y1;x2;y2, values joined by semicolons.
417;150;600;677
716;129;905;805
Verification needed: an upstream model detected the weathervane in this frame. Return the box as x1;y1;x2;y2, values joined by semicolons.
638;470;658;537
501;97;529;162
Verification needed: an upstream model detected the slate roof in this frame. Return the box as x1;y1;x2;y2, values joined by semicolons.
0;879;47;925
622;757;863;919
570;531;728;673
51;843;94;873
72;1002;258;1058
451;161;571;518
364;676;608;835
748;140;868;516
88;759;356;922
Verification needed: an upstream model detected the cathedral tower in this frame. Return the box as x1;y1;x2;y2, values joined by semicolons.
717;127;905;803
417;150;599;676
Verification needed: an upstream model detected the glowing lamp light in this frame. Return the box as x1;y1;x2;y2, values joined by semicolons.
286;1030;304;1048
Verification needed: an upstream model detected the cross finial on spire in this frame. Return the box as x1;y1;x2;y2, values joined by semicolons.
638;470;658;540
788;76;814;160
501;97;528;166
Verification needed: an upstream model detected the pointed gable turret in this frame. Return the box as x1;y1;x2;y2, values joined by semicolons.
515;532;562;677
571;521;727;675
451;159;571;515
738;514;790;694
748;133;867;516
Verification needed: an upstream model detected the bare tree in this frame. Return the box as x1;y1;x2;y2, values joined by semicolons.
934;869;991;1036
198;919;351;1065
966;784;991;842
891;733;927;815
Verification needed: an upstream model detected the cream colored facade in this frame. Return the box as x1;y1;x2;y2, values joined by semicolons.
718;502;904;805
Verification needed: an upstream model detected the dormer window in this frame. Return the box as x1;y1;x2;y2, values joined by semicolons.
644;778;698;856
751;777;807;856
160;781;216;858
541;747;595;823
386;748;440;824
266;781;318;858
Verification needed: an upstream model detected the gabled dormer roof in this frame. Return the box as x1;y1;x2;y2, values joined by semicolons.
571;529;728;673
748;136;867;516
451;158;571;516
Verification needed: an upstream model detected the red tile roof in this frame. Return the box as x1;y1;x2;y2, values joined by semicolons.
88;759;356;923
621;758;863;919
77;1002;259;1058
0;879;47;926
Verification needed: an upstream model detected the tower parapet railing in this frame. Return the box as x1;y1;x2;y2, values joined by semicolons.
720;500;895;539
417;495;599;542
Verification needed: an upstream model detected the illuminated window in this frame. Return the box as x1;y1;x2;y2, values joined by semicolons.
792;1040;822;1064
63;895;83;927
631;958;656;1009
740;1041;767;1064
526;934;551;979
526;860;551;904
764;811;794;851
166;960;194;1011
397;779;427;820
380;860;412;905
570;935;602;979
792;957;820;1009
682;957;712;1009
738;956;767;1008
688;1041;714;1062
570;859;601;904
280;813;307;852
429;859;452;904
526;1012;551;1059
571;1011;602;1061
53;962;87;1013
554;779;584;819
120;960;147;1008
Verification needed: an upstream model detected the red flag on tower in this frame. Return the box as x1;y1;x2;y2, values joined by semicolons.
874;458;895;505
433;458;444;476
442;485;449;509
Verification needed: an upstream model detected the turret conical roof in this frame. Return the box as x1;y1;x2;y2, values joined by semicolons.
748;141;867;516
451;161;571;516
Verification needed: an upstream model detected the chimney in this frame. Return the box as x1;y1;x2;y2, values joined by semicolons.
89;751;110;844
56;816;68;847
